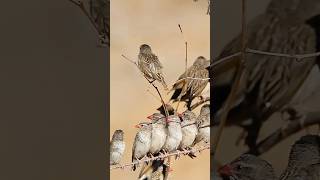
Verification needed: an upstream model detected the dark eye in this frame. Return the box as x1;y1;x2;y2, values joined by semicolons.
236;164;243;170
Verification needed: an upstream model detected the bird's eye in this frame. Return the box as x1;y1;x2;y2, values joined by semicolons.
236;165;243;170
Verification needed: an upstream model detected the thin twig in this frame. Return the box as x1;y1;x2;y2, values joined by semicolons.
190;97;210;110
110;145;210;170
246;48;320;60
247;111;320;155
178;24;188;72
211;0;247;159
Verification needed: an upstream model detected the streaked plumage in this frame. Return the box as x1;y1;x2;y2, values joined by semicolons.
138;160;169;180
219;154;277;180
110;130;125;165
89;0;109;46
211;0;320;152
280;135;320;180
170;56;210;109
132;122;152;171
138;44;168;90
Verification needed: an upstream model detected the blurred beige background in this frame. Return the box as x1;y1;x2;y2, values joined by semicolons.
110;0;210;179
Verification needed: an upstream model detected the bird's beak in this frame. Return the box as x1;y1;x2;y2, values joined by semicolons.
147;115;153;120
178;113;182;118
134;124;140;128
218;164;233;176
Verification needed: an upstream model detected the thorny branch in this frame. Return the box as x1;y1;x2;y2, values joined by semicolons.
247;111;320;155
110;145;210;170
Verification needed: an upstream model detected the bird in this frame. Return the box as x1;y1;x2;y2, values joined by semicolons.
211;0;320;153
110;129;125;165
179;110;198;150
170;56;210;110
287;163;320;180
89;0;109;46
193;104;210;145
138;160;169;180
132;122;152;171
163;115;182;153
219;154;277;180
147;113;167;155
280;135;320;180
138;44;168;90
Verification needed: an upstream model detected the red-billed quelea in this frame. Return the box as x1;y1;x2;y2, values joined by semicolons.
179;110;198;150
280;135;320;180
132;122;152;171
193;104;210;145
170;56;210;109
148;113;167;155
211;0;320;153
163;115;182;153
219;154;277;180
110;129;125;165
138;44;168;90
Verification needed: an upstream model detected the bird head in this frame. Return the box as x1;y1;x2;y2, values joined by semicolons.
193;56;210;68
112;129;124;141
219;154;276;180
200;104;210;116
139;44;152;54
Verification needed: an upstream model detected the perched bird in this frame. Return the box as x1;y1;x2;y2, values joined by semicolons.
138;44;168;90
288;163;320;180
163;115;182;153
179;110;198;150
89;0;109;46
280;135;320;180
132;122;152;171
211;0;320;153
138;160;169;180
148;113;167;155
110;129;125;165
219;154;277;180
170;56;210;109
193;104;210;145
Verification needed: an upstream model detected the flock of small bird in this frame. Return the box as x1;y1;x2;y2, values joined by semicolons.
215;135;320;180
110;43;210;180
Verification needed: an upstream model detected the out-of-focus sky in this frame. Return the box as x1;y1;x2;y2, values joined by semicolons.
110;0;210;179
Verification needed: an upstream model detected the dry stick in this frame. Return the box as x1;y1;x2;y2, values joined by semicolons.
110;145;210;170
211;0;247;159
121;55;169;118
246;48;320;60
246;111;320;155
67;0;104;43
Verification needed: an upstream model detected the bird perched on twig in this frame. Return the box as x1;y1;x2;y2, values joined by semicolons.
138;160;169;180
163;115;182;153
138;44;168;90
89;0;109;46
110;129;125;165
132;122;152;171
219;154;277;180
148;113;167;156
193;104;210;145
280;135;320;180
211;0;320;153
170;56;210;110
179;110;198;150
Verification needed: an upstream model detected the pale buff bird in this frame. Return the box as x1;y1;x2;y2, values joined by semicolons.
138;160;169;180
219;154;277;180
162;115;182;153
179;110;198;150
170;56;210;109
211;0;320;153
138;44;168;90
193;104;210;145
280;135;320;180
148;113;167;155
110;129;125;165
132;122;152;171
89;0;109;46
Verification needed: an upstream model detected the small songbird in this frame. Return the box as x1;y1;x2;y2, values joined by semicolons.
138;44;168;90
193;104;210;145
148;113;167;155
163;115;182;153
138;160;169;180
170;56;210;109
110;129;125;165
219;154;277;180
280;135;320;180
179;110;198;150
132;122;152;171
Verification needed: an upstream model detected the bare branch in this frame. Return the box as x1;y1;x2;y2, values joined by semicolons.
247;111;320;155
246;48;320;60
178;24;188;71
110;145;210;170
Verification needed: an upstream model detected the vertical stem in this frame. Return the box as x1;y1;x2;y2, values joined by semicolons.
211;0;247;158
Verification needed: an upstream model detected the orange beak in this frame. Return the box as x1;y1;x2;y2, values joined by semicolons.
147;115;153;120
178;113;183;118
134;124;140;128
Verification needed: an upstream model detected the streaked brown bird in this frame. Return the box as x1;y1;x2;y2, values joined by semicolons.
211;0;320;153
89;0;109;46
170;56;210;109
219;154;277;180
280;135;320;180
110;129;125;165
138;44;168;90
132;122;152;171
